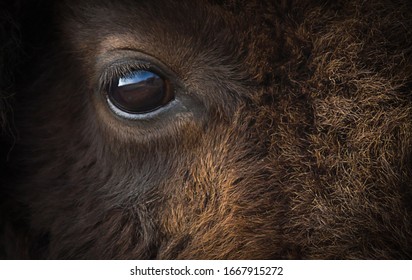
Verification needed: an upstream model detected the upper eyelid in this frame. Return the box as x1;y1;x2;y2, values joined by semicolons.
97;49;171;74
98;61;168;96
100;60;153;86
96;50;179;89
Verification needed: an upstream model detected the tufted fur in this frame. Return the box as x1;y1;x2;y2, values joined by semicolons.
1;0;412;259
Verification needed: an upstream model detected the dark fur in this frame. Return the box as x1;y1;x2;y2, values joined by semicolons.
1;0;412;259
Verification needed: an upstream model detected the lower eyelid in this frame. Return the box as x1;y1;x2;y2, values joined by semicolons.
106;97;181;120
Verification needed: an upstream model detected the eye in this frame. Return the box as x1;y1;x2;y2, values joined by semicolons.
108;70;174;114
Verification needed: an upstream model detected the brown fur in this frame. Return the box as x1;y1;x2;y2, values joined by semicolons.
1;0;412;259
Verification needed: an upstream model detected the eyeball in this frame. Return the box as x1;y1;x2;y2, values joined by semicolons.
108;70;174;114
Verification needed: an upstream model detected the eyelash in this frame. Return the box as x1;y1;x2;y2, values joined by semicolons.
98;60;153;92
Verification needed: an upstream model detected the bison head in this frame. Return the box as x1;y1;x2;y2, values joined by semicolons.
1;0;412;259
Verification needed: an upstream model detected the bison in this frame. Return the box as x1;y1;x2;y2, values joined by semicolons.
1;0;412;259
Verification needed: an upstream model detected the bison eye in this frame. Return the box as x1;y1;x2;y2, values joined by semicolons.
108;70;174;114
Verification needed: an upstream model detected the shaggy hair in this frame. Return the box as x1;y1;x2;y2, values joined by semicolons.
1;0;412;259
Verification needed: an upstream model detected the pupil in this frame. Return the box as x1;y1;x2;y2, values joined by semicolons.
109;70;170;114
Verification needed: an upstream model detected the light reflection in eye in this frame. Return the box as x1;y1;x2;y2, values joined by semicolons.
118;71;157;87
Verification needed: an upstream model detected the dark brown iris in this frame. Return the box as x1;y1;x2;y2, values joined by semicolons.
109;70;172;114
